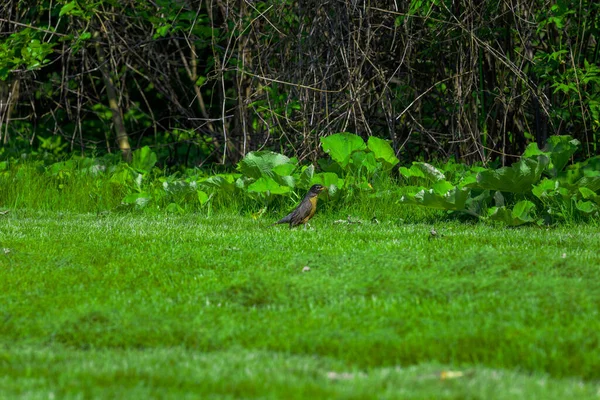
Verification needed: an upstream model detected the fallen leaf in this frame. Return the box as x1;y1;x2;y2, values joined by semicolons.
440;370;464;380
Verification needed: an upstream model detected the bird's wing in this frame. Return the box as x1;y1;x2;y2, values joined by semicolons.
290;198;314;225
274;212;294;225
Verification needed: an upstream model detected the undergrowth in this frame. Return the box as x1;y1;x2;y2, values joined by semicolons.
1;134;599;226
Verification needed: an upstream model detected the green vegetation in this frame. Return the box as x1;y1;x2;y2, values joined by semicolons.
1;212;600;398
1;1;599;164
400;135;600;225
2;134;599;226
2;1;600;397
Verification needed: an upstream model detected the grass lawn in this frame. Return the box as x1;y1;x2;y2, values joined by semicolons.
1;210;599;399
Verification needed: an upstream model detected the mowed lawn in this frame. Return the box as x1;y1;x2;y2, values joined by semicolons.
1;211;600;399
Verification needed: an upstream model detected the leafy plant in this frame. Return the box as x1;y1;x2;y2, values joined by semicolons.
466;156;549;194
522;136;580;178
399;136;600;224
400;184;470;212
236;151;297;195
488;200;537;226
319;132;399;197
0;28;55;80
1;132;598;226
321;133;367;168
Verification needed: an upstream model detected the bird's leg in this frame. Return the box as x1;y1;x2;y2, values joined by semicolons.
303;223;308;231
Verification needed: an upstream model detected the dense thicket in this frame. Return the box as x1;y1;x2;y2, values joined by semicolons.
0;0;598;167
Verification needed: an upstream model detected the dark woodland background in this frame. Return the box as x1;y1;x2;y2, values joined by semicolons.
1;0;598;167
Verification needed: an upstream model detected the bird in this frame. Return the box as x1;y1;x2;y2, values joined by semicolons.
272;184;326;228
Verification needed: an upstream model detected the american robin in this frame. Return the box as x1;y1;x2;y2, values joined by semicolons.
272;184;326;228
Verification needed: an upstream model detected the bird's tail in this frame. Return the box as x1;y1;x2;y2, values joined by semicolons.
271;214;292;227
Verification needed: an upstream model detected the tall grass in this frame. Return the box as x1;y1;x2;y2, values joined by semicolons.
0;157;444;222
1;162;125;212
2;154;597;226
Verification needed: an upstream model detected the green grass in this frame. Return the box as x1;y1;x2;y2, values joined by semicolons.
1;211;600;398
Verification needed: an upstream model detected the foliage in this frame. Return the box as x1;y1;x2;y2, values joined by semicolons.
0;28;55;79
399;136;600;225
1;133;598;226
0;0;599;166
522;136;580;178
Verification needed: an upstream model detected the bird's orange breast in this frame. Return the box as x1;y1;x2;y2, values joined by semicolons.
300;196;318;224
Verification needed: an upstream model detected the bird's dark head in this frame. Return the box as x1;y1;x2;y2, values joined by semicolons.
308;184;326;196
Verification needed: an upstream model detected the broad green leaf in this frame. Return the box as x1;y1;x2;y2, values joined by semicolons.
465;190;492;216
109;168;133;185
155;24;172;38
546;136;579;172
493;191;504;207
367;136;399;168
576;200;597;214
237;151;293;179
465;190;492;217
165;202;185;214
350;151;378;173
469;156;549;193
275;174;295;188
321;133;366;167
563;175;600;193
131;146;157;173
432;180;454;195
458;173;477;187
201;174;239;192
197;190;209;205
578;187;600;205
522;143;545;158
414;162;445;181
59;1;77;16
512;200;536;221
488;200;536;226
523;135;579;176
402;186;422;196
122;192;151;209
559;156;600;192
400;187;470;211
312;172;344;189
488;207;516;225
317;157;343;175
532;178;559;199
267;159;296;188
273;163;295;177
134;173;143;190
162;180;191;195
579;187;597;199
235;176;249;190
399;165;425;179
298;164;315;189
247;177;291;194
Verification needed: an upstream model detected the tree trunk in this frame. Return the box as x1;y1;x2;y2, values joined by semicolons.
0;78;19;145
94;31;132;163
